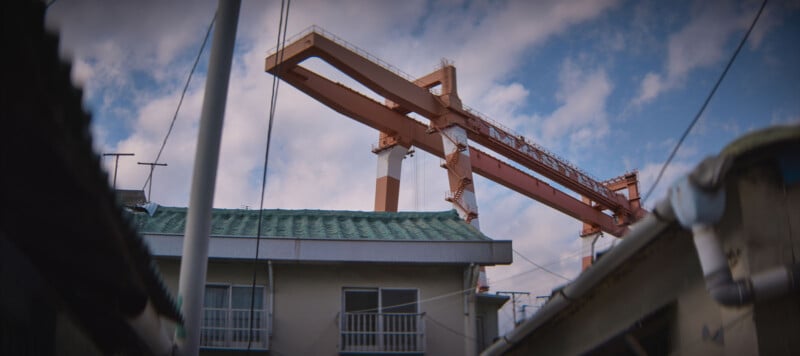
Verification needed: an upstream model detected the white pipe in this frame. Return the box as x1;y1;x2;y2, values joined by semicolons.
691;224;799;306
691;225;729;278
673;177;800;306
590;233;601;263
268;260;274;344
464;263;479;356
175;1;240;354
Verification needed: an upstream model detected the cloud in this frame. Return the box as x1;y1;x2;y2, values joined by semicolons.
632;0;762;106
538;59;613;149
638;160;694;208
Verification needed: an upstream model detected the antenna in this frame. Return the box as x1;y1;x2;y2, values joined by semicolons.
137;161;167;201
102;152;134;190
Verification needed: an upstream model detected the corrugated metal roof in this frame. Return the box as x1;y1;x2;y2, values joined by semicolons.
129;207;491;241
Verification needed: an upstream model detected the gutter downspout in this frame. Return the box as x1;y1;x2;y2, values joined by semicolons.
481;200;677;356
464;263;480;356
268;260;274;347
590;233;601;264
670;175;800;306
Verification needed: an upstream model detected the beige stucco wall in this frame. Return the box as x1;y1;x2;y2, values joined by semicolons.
155;259;475;355
271;263;469;356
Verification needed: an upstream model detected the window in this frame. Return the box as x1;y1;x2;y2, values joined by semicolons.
201;284;268;349
341;288;424;353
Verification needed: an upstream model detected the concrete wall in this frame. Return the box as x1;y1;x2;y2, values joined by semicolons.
735;167;800;355
155;259;475;355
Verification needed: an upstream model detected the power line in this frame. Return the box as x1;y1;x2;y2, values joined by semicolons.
343;247;586;315
642;0;768;204
248;0;291;351
141;11;217;191
425;314;477;341
513;249;571;281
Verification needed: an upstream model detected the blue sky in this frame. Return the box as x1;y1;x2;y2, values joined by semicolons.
47;0;799;332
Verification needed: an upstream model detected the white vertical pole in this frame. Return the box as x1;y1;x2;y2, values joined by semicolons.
175;1;240;354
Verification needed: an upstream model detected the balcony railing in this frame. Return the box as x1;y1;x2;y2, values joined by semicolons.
201;308;269;350
341;312;425;354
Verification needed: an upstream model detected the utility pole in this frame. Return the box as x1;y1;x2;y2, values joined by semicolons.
102;152;134;190
175;0;240;354
138;161;167;202
496;291;530;326
520;304;533;321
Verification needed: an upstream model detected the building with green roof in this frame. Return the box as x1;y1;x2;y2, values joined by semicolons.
135;207;512;355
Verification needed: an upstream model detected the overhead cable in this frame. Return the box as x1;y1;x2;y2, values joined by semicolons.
142;11;217;192
642;0;768;204
513;249;571;281
248;0;291;351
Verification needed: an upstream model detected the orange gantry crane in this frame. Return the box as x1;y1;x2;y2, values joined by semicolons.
265;27;647;272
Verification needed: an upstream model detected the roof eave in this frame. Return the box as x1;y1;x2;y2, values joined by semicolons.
144;234;513;265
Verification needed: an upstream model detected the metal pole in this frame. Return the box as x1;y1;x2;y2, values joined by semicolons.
175;1;240;354
102;153;134;190
496;291;530;326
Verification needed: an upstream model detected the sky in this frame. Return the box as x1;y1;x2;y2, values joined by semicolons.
47;0;799;334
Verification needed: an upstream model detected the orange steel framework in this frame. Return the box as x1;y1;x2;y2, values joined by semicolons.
264;28;647;241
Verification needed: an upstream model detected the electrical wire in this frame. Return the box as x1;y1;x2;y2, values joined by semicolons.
425;314;477;341
141;11;217;192
338;233;623;316
342;247;588;315
513;248;572;281
642;0;768;204
248;0;291;351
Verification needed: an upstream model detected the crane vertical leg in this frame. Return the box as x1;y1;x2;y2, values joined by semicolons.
627;174;642;216
580;195;601;271
439;125;488;292
580;233;602;270
374;144;408;212
440;125;479;228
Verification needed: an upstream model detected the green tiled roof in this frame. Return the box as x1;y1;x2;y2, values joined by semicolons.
130;207;491;242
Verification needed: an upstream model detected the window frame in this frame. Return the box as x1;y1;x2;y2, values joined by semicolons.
340;287;421;352
341;287;420;314
201;283;268;350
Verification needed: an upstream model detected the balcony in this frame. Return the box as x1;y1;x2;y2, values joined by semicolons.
340;312;425;354
201;308;269;350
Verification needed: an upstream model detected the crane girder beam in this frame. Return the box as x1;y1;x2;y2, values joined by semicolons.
275;65;627;237
279;66;442;152
461;116;631;213
266;32;444;118
470;149;627;237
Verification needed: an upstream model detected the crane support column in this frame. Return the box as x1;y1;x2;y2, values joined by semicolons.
580;232;602;270
374;143;408;212
440;125;479;229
